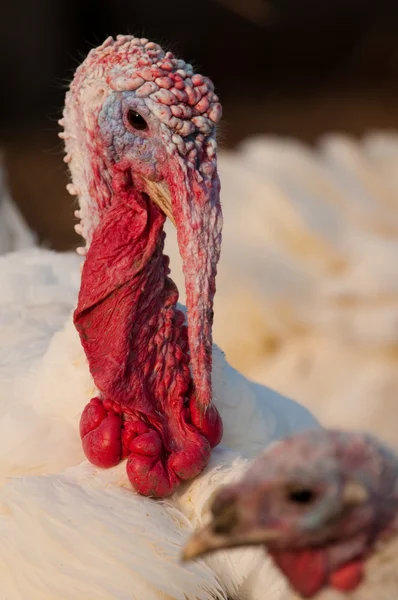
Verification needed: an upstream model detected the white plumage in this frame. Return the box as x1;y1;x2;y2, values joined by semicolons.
0;247;315;599
4;128;398;597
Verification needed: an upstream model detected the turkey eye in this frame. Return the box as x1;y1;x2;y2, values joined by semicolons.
127;110;148;131
287;486;316;505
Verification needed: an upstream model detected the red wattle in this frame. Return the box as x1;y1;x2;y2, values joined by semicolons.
271;548;365;598
80;398;123;468
270;549;328;598
329;559;364;591
189;398;223;449
74;184;221;497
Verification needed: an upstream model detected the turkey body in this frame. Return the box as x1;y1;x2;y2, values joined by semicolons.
4;125;398;594
165;132;398;447
5;133;398;446
0;248;316;599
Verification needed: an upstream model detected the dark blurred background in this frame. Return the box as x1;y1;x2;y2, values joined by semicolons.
1;0;398;249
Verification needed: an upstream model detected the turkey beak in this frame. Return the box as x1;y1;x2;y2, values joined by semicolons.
181;493;281;561
182;520;282;562
143;180;176;226
182;523;229;561
143;153;222;422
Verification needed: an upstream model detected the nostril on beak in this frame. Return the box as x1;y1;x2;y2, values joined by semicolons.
211;503;239;535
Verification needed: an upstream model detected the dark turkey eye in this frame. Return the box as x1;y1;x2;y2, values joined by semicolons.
127;110;148;131
287;486;316;505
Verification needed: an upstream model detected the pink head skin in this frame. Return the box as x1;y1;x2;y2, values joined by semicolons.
60;36;223;497
183;430;398;598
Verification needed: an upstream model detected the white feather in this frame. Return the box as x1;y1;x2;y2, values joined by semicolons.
3;130;398;597
0;245;317;598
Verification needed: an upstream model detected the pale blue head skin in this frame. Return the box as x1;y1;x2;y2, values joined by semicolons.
98;92;169;179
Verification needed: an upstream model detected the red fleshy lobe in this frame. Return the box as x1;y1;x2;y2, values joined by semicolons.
329;559;364;591
74;180;222;497
270;549;365;598
271;549;328;598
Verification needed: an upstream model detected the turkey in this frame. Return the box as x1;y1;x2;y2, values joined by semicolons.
164;132;398;448
0;35;318;599
183;429;398;599
0;158;35;254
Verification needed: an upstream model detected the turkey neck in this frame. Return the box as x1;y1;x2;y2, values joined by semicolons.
74;176;194;441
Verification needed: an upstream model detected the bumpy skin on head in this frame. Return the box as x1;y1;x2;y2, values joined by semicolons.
183;430;398;597
60;36;223;497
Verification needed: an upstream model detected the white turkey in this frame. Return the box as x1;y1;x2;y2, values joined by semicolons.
0;35;318;599
184;428;398;599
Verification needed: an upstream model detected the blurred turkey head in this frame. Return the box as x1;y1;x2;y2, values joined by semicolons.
183;429;398;598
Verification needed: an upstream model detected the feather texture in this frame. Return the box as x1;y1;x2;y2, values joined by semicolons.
0;246;317;598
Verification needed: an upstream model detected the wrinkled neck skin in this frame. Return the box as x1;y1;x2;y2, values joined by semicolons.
73;161;221;495
75;167;180;416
